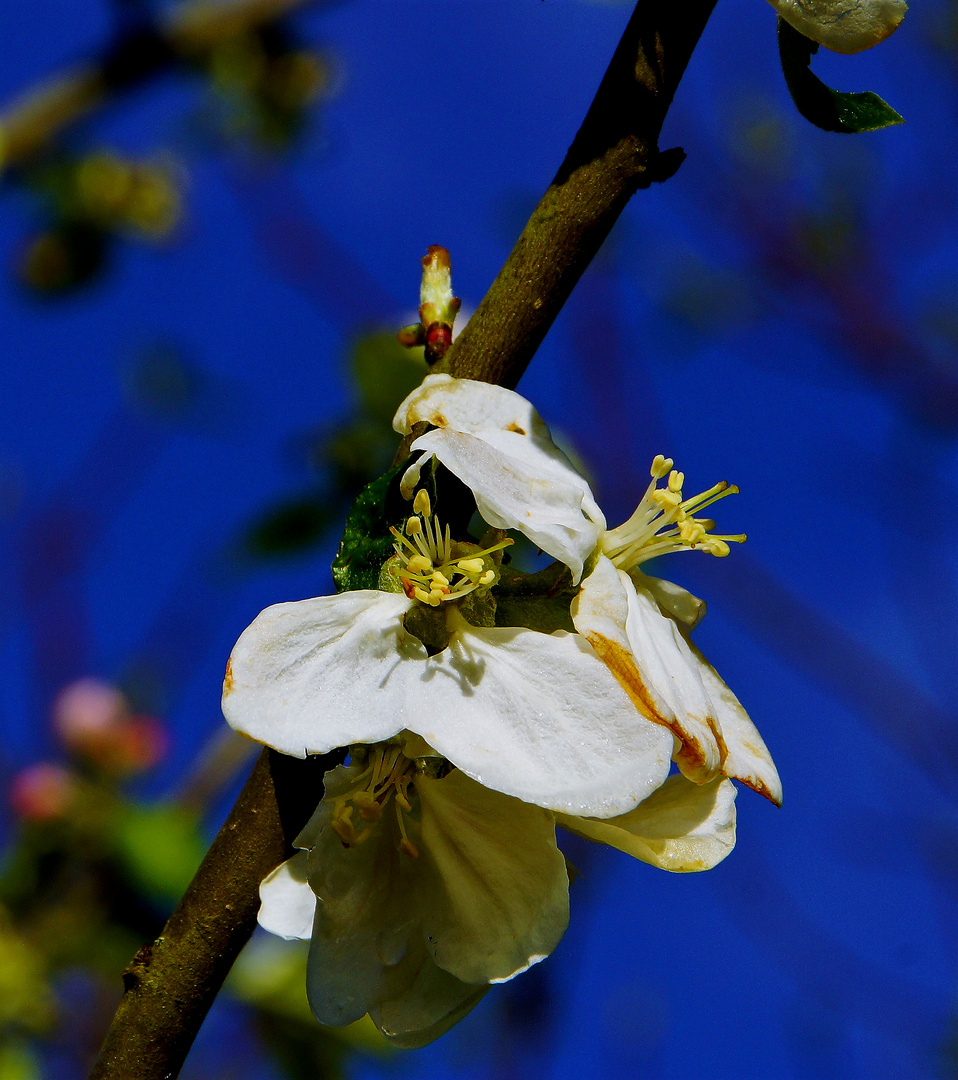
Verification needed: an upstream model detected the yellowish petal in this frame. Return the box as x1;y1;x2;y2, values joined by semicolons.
556;774;737;872
415;769;570;985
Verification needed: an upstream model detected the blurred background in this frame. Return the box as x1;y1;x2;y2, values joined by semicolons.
1;0;956;1077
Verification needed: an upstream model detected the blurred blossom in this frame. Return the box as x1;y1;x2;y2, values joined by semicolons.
8;763;76;823
53;678;168;776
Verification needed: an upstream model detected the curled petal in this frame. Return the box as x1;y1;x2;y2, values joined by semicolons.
258;852;315;940
222;591;421;757
688;643;783;807
768;0;906;53
573;557;722;784
418;615;674;817
394;373;552;441
633;569;707;629
416;770;569;984
556;774;737;872
393;375;604;583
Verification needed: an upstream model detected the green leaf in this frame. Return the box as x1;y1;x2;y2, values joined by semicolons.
778;18;904;134
113;804;206;902
245;499;332;559
331;461;410;592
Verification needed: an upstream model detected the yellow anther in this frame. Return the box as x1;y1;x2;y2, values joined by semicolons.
650;455;673;479
413;587;434;605
395;792;412;812
428;589;446;605
431;571;450;588
399;838;420;859
405;516;423;536
413;489;432;518
479;570;496;585
358;803;383;823
406;554;432;573
668;470;684;493
456;557;485;574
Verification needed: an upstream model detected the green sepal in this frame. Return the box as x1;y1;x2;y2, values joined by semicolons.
778;18;904;134
331;461;410;593
494;562;577;635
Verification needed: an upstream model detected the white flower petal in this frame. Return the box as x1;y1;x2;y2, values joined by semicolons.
222;591;422;757
415;770;569;985
414;615;673;817
258;852;315;940
556;774;737;872
393;374;604;583
769;0;906;53
408;427;602;583
688;643;784;807
572;556;722;784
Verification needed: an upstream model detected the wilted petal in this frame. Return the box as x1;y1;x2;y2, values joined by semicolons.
769;0;906;53
688;643;784;807
572;557;722;784
393;375;604;583
417;614;673;817
303;765;417;1026
222;591;422;757
556;774;737;872
258;852;315;940
415;769;569;984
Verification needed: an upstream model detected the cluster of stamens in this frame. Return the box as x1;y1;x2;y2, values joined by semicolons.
600;454;746;569
331;744;421;859
390;490;511;607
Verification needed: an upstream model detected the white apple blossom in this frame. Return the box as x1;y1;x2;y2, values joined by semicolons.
224;375;777;1047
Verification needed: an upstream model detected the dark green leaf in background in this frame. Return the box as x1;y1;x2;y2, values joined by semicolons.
778;18;904;133
331;461;410;592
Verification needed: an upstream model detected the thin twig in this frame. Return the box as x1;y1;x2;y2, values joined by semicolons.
0;0;316;170
87;0;719;1075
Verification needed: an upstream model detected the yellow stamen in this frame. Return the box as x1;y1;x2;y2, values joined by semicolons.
601;454;745;570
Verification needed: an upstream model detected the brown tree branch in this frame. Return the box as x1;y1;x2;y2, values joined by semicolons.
87;0;719;1076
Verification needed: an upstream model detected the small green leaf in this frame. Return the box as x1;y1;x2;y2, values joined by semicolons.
778;18;904;134
331;462;410;592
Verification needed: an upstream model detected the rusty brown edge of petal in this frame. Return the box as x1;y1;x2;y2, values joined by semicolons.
584;631;721;783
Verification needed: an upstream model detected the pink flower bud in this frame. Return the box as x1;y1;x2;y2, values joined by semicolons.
9;763;76;822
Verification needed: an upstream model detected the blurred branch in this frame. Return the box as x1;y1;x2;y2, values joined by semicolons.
87;0;719;1076
440;0;717;389
0;0;316;170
